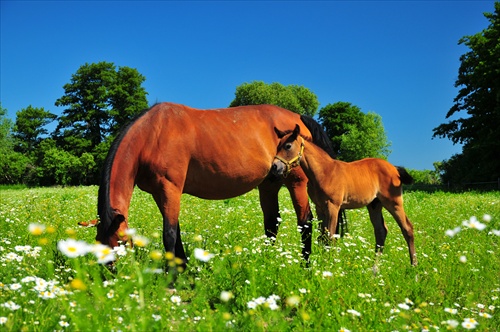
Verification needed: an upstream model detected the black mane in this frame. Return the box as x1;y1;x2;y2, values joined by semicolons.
300;115;337;159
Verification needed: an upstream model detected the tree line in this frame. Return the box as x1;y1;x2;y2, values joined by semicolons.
1;2;498;188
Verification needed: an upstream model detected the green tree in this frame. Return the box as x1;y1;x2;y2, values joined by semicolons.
340;112;392;161
0;104;31;184
433;2;500;183
229;81;319;116
12;105;57;154
318;102;391;161
54;62;149;153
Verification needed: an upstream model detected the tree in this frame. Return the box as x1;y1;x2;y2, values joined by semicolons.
54;62;149;153
229;81;319;116
12;105;57;154
318;102;391;161
340;112;391;161
0;104;31;184
432;2;500;182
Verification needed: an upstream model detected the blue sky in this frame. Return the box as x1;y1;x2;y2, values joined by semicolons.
1;1;495;170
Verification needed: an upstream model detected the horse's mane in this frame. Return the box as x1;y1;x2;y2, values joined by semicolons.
300;115;337;159
97;105;154;232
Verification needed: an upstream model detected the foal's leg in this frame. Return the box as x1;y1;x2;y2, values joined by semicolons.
381;196;417;266
284;171;314;262
367;199;388;255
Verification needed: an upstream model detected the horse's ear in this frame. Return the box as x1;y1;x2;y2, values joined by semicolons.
274;127;287;138
292;124;301;137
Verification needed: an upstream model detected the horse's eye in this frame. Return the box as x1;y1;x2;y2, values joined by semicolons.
285;143;292;150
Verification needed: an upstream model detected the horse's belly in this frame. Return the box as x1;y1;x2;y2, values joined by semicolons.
183;168;268;200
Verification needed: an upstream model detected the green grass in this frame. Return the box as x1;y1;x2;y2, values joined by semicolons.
0;187;499;331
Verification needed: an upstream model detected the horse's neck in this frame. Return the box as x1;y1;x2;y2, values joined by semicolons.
301;141;339;180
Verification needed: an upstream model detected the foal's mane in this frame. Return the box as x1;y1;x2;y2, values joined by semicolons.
97;105;155;231
300;115;337;159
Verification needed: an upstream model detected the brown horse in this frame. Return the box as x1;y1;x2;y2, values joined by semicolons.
95;102;340;269
272;124;417;266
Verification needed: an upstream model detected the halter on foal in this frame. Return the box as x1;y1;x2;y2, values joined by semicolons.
272;124;417;266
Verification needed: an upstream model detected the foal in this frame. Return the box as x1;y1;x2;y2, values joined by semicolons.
272;125;417;266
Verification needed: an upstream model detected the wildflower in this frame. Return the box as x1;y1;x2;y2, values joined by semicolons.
462;217;486;230
194;248;214;262
70;278;87;291
0;317;6;325
247;300;257;309
107;290;115;298
193;234;203;242
491;229;500;236
444;307;458;314
339;328;351;332
220;291;233;302
322;271;333;277
483;214;492;222
9;283;22;291
170;295;181;305
459;255;467;263
152;314;161;321
113;245;127;257
445;227;461;237
91;244;115;264
398;303;411;310
461;318;478;329
299;288;307;294
59;321;69;327
29;223;45;236
443;319;459;329
57;239;90;258
133;235;150;247
150;250;163;261
479;312;492;318
347;309;361;317
286;295;300;307
1;301;21;311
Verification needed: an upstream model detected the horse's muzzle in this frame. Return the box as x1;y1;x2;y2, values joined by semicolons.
271;160;286;177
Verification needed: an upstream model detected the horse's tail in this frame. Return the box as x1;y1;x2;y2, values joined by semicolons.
300;115;337;158
396;166;414;185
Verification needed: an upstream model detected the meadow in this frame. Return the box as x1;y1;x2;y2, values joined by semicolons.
0;186;499;331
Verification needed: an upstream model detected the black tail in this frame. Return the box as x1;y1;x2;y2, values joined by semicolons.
300;115;337;159
396;166;414;185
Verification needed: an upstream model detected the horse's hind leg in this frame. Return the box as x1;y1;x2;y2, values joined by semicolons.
382;196;417;266
367;198;388;256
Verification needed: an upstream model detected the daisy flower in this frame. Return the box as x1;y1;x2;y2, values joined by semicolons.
57;239;90;258
194;248;215;262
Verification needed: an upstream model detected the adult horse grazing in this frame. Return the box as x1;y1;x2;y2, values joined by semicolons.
272;124;417;266
95;102;338;269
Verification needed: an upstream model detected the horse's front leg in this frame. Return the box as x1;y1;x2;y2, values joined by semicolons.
284;169;313;262
152;182;187;272
326;201;341;240
258;178;283;241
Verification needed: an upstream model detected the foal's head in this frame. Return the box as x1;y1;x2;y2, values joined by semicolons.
272;124;304;177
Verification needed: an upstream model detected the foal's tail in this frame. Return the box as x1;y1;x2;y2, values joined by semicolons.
396;166;414;185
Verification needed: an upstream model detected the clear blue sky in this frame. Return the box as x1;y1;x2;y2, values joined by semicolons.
1;1;495;170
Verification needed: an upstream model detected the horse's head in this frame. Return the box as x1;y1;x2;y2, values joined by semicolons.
95;212;130;249
272;124;305;178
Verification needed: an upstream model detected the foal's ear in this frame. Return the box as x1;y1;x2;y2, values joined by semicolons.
292;124;301;137
274;127;287;138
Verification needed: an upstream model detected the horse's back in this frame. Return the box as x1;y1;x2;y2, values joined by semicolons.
125;102;309;199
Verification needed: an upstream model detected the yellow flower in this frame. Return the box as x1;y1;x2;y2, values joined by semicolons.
70;278;87;291
29;223;45;236
150;250;163;261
